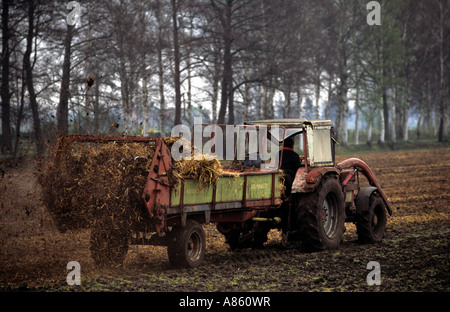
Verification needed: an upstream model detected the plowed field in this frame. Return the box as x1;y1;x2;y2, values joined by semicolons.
0;148;449;292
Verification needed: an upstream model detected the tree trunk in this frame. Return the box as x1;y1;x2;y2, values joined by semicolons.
402;87;410;142
390;88;396;144
156;0;166;135
342;98;348;146
379;109;385;144
84;3;93;134
142;74;149;135
57;24;74;136
24;0;44;156
416;88;424;139
242;66;250;122
381;73;390;143
264;85;275;119
216;0;233;124
336;69;348;145
283;89;291;118
367;118;373;146
425;80;433;136
172;0;182;126
324;74;333;120
93;80;100;134
139;0;149;136
1;0;12;154
187;58;193;126
211;50;220;123
297;87;302;118
217;68;229;124
314;74;320;119
257;83;263;119
437;0;447;142
354;86;360;145
402;100;409;142
119;51;130;133
13;70;26;164
227;73;234;124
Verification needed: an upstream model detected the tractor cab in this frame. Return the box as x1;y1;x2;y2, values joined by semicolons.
245;118;336;170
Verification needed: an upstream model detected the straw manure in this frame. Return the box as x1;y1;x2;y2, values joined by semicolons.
38;136;226;232
171;153;224;192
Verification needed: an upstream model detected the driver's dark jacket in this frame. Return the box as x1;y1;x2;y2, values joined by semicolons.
279;148;301;196
279;147;301;178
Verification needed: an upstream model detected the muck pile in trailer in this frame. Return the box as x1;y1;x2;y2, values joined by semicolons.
39;119;392;268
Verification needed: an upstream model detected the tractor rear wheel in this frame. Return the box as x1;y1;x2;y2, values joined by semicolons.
167;220;206;268
296;176;345;251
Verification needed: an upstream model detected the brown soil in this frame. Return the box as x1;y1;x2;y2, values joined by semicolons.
0;148;449;292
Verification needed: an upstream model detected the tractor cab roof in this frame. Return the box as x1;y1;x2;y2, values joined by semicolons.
245;118;332;129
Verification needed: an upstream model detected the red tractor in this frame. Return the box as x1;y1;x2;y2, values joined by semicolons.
243;118;392;251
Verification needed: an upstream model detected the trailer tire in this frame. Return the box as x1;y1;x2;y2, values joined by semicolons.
356;194;387;243
167;220;206;268
296;176;345;251
90;225;129;268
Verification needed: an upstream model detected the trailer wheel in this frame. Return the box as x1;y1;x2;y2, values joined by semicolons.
296;176;345;251
167;220;206;268
90;225;129;268
356;195;387;243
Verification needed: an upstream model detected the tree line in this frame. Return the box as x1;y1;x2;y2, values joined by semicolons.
0;0;449;158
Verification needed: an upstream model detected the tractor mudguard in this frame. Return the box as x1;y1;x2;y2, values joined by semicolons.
337;158;392;216
291;167;339;194
355;186;378;215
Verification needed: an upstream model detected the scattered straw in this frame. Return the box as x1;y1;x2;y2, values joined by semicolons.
171;153;224;192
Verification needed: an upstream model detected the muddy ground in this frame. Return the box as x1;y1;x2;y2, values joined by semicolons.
0;148;449;292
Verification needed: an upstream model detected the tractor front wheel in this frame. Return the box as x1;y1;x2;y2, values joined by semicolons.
356;195;387;243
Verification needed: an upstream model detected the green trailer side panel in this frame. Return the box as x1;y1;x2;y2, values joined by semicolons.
171;179;213;206
170;171;282;207
216;175;244;202
246;174;273;199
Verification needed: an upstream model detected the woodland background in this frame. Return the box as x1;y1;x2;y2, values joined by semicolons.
0;0;449;159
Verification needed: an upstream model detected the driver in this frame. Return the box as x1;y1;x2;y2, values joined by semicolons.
279;136;301;197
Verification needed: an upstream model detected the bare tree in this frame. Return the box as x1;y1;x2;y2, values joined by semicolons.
1;0;12;154
23;0;44;156
155;0;168;134
435;0;449;142
57;23;74;136
171;0;182;126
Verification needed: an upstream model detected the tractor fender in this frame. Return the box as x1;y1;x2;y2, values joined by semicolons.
355;186;378;216
291;167;339;193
